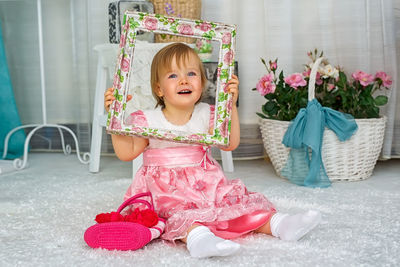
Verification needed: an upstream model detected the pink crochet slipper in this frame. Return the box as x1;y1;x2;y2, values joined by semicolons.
84;222;151;251
84;192;165;251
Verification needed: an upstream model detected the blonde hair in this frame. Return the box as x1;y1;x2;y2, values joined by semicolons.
150;42;207;108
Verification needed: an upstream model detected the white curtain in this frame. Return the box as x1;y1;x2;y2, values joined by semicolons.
1;0;399;158
202;0;399;158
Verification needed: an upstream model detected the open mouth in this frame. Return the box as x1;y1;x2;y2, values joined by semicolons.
178;89;192;95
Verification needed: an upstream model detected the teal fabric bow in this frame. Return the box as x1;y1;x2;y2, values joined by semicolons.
281;99;358;188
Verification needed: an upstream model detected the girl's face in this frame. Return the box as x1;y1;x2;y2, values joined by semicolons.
156;54;203;110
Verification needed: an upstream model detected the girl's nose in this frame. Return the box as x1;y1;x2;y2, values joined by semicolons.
179;77;188;85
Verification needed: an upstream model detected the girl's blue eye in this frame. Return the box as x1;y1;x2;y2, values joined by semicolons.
188;71;197;76
168;74;177;78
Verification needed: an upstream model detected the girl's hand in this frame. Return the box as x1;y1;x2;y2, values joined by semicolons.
226;74;239;105
104;88;115;113
104;87;132;112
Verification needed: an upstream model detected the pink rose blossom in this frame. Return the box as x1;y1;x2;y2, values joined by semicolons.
131;127;144;133
256;73;276;96
163;132;176;139
178;24;194;35
223;50;234;65
143;17;158;31
195;39;203;49
121;58;130;72
114;101;122;113
196;22;212;32
352;70;374;87
375;71;392;87
120;34;126;48
222;32;232;45
327;84;335;91
217;67;221;77
110;117;121;130
188;134;203;141
222;83;229;93
219;118;229;138
302;69;323;85
126;111;148;126
284;73;307;90
270;61;277;71
226;99;233;114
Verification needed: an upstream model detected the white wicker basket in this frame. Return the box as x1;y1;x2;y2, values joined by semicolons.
259;57;387;182
260;116;386;181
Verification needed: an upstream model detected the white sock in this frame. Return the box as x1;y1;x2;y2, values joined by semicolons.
270;210;321;241
186;226;240;258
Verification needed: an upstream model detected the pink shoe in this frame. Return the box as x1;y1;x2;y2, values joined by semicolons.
84;192;165;251
84;222;151;251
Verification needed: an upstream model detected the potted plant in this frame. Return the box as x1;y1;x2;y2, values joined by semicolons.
253;49;392;182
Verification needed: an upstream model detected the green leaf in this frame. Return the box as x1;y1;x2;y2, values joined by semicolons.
256;112;268;119
263;101;276;112
374;95;388;106
218;92;226;102
265;93;275;100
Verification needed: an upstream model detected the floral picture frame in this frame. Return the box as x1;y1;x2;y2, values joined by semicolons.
106;12;237;146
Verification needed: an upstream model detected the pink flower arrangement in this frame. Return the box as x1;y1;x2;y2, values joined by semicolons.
253;49;392;120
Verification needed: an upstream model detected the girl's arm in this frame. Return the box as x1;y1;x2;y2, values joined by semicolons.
220;74;240;151
111;134;148;161
104;88;149;161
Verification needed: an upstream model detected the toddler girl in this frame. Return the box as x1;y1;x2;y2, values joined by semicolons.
104;43;321;258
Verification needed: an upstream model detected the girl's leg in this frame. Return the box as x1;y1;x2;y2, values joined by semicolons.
255;210;321;241
181;224;241;258
255;213;274;235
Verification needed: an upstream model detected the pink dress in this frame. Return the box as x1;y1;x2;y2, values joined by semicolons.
124;103;276;241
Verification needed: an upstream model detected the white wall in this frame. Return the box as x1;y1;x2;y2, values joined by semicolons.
201;0;267;124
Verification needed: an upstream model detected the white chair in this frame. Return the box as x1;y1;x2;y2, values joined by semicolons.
89;43;234;174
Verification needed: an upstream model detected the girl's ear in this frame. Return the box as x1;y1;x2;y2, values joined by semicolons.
155;84;163;97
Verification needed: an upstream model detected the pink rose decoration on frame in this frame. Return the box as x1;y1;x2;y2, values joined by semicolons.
110;117;122;130
375;71;392;87
114;101;122;113
224;50;234;65
196;22;212;32
256;73;276;96
120;33;126;48
121;57;130;72
143;17;158;31
126;111;148;127
131;127;144;133
178;24;194;35
222;32;232;45
284;73;307;90
352;70;374;87
226;98;233;114
219;118;229;138
188;134;203;141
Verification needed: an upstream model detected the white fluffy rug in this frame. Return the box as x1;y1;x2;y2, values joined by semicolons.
1;153;399;267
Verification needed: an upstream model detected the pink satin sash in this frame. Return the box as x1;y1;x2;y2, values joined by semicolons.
143;146;214;168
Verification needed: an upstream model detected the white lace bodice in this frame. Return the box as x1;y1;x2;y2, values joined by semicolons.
143;102;211;149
